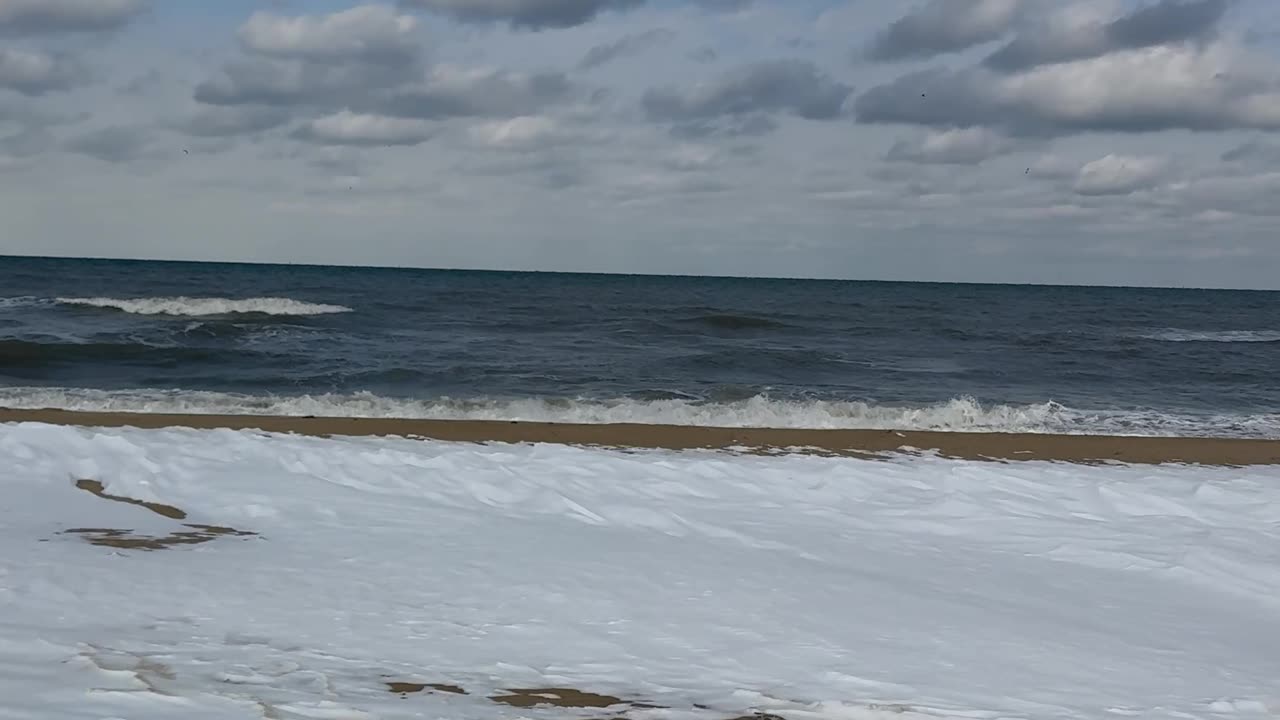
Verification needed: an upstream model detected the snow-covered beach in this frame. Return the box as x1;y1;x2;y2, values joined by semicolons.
3;419;1279;719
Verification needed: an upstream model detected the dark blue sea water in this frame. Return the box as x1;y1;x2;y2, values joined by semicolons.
2;255;1279;437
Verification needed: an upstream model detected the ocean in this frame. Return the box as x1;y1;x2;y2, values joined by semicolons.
1;254;1278;438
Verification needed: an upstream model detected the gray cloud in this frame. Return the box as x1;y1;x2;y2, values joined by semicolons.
867;0;1023;62
1165;170;1280;218
0;95;83;129
885;127;1018;164
1110;0;1228;48
305;146;367;175
452;148;587;189
985;0;1229;71
0;48;84;95
0;0;144;34
118;68;166;96
239;5;422;65
180;105;293;137
259;143;372;178
695;0;753;11
689;47;717;63
191;7;582;148
193;5;426;121
643;59;852;136
578;28;674;70
194;56;417;108
375;67;573;119
400;0;643;30
65;125;150;163
864;162;989;198
1;126;54;158
668;114;776;139
1221;138;1280;164
1025;153;1079;179
9;0;1280;289
855;43;1280;136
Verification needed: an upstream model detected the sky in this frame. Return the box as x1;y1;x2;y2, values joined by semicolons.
2;0;1280;288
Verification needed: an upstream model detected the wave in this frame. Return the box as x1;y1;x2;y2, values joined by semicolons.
0;387;1276;438
1139;329;1280;343
678;314;793;331
0;339;224;368
54;296;352;317
0;296;47;310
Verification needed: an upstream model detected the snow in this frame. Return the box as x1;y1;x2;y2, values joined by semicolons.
1;421;1279;720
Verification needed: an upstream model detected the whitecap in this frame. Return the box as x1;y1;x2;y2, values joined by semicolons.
55;296;352;317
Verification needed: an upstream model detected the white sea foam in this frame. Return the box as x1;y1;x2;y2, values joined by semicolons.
54;296;353;316
1;422;1279;719
1;386;1276;437
1140;329;1280;343
0;295;43;309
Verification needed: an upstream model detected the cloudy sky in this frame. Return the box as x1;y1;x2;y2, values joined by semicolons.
3;0;1280;288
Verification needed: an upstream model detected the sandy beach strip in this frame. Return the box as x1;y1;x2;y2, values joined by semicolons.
3;408;1280;466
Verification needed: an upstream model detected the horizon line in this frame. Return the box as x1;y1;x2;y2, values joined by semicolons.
0;252;1271;293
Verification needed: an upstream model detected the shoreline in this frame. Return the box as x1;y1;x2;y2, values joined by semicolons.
3;408;1280;466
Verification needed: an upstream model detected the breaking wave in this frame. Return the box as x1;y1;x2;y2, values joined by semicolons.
54;297;352;317
0;387;1276;438
0;296;43;310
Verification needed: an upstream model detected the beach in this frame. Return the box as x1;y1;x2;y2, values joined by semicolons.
5;259;1280;719
4;408;1280;465
8;0;1280;712
4;418;1280;720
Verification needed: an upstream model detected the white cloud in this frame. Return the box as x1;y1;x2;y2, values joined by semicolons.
886;127;1017;164
6;0;1280;287
238;5;420;64
0;48;82;95
858;41;1280;135
295;110;435;146
985;0;1229;71
1000;42;1280;129
468;115;559;149
1074;153;1168;195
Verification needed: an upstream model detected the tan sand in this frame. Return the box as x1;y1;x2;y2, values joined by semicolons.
378;679;788;718
59;524;256;551
489;688;628;709
75;478;187;519
58;477;257;551
385;681;467;696
5;408;1280;465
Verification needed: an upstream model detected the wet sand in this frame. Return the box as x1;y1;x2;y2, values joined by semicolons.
5;408;1280;465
